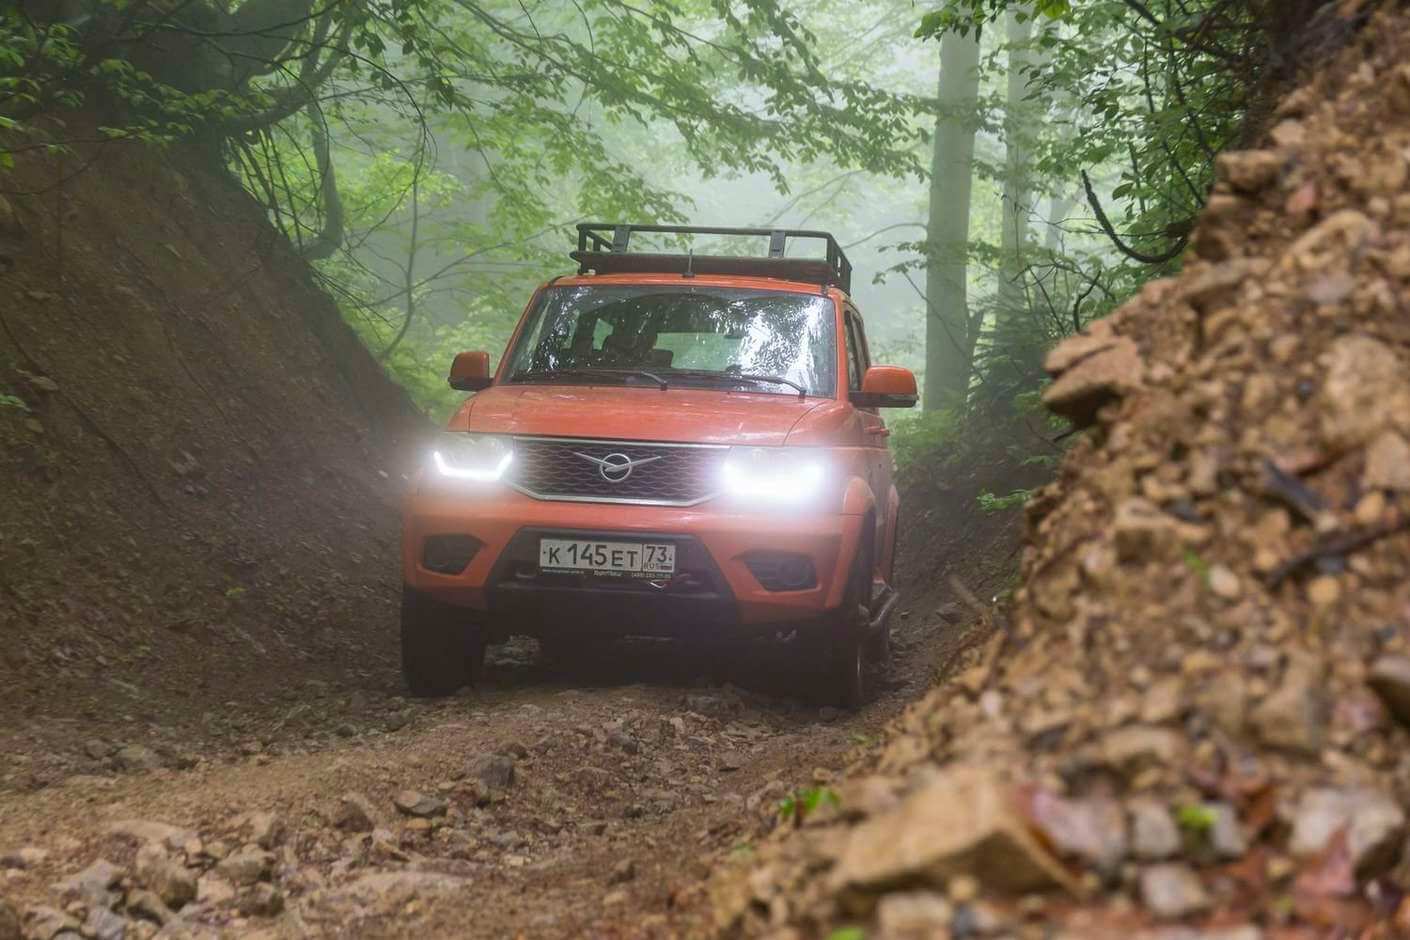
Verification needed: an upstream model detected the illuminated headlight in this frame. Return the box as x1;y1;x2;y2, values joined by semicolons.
720;446;826;504
430;433;513;483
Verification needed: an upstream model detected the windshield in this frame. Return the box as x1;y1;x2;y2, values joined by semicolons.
504;285;838;397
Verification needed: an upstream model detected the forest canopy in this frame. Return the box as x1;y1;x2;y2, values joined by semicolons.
0;0;1342;419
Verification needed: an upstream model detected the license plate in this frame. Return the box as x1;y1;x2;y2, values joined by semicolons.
538;538;676;577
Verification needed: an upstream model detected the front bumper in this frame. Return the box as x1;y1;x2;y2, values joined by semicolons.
402;487;865;635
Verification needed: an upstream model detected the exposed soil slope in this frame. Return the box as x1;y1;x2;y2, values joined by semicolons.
0;135;423;790
713;8;1410;938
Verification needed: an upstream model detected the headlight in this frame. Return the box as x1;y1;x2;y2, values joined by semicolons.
430;433;513;483
720;446;826;504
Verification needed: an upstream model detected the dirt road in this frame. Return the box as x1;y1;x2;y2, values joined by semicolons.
0;579;989;938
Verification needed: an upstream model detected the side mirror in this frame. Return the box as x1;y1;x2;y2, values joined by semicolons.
448;351;493;392
851;366;918;408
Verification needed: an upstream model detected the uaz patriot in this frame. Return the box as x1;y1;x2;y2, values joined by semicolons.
401;224;917;706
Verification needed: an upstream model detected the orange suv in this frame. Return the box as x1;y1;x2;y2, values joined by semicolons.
401;224;917;706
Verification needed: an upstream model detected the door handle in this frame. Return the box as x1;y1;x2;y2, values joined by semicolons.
866;426;891;438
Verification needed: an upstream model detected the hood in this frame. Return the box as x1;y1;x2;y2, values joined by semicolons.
455;384;826;446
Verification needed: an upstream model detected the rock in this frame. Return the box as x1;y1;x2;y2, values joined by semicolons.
1130;800;1181;861
113;745;163;772
834;775;902;820
134;845;196;910
608;859;636;885
82;905;126;940
1140;863;1211;920
1111;501;1206;564
1024;790;1127;872
1364;431;1410;490
1098;725;1186;775
196;876;235;906
238;884;284;917
106;820;193;851
333;792;377;832
1216;149;1284;192
0;899;17;940
243;812;284;850
215;845;272;886
1206;565;1241;600
818;706;844;723
718;752;745;772
83;740;112;761
606;729;639;754
1204;803;1247;859
0;846;47;870
1368;656;1410;726
1289;787;1406;878
830;766;1081;896
875;891;954;938
393;790;447;818
1250;658;1328;756
1319;334;1410;450
1043;335;1142;427
21;907;78;940
1306;576;1341;608
126;889;175;926
60;858;124;907
468;754;516;792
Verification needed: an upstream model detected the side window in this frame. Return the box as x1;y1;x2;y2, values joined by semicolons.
843;312;866;392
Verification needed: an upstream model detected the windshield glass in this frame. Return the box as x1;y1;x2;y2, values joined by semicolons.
505;285;837;397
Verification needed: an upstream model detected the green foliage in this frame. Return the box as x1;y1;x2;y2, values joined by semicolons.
977;488;1032;513
891;408;962;474
826;928;867;940
917;0;1070;39
1176;803;1217;833
1182;548;1211;585
778;786;840;824
0;392;28;413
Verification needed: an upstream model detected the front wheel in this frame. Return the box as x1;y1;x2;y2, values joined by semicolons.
808;532;878;709
401;586;475;697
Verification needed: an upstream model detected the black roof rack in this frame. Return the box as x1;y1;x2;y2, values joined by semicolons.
571;223;852;294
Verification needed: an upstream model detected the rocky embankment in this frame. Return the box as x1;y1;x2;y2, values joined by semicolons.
714;10;1410;938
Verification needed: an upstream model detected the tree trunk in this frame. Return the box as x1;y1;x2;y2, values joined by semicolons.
923;30;981;411
998;7;1037;315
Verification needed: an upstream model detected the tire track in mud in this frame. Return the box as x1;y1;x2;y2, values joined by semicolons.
0;587;989;938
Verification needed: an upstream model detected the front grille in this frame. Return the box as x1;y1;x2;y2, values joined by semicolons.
508;437;726;506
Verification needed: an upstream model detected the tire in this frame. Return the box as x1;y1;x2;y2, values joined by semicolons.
401;586;472;697
809;529;877;709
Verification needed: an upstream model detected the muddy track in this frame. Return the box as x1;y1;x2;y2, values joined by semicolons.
0;573;993;938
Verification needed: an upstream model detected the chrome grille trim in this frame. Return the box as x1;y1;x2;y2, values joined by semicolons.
507;436;728;507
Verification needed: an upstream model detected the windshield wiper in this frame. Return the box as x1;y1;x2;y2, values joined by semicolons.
511;368;669;390
669;369;808;398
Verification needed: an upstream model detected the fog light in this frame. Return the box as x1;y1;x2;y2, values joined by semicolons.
744;553;817;591
422;535;481;575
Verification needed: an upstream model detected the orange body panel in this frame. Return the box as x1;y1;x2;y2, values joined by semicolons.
401;272;902;635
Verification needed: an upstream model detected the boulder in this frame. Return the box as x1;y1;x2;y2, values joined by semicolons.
393;790;447;818
1129;800;1181;861
333;792;377;832
830;766;1081;896
1139;864;1210;920
1216;150;1285;192
1043;336;1143;427
1289;787;1406;878
469;754;516;792
215;845;272;886
1250;658;1327;756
